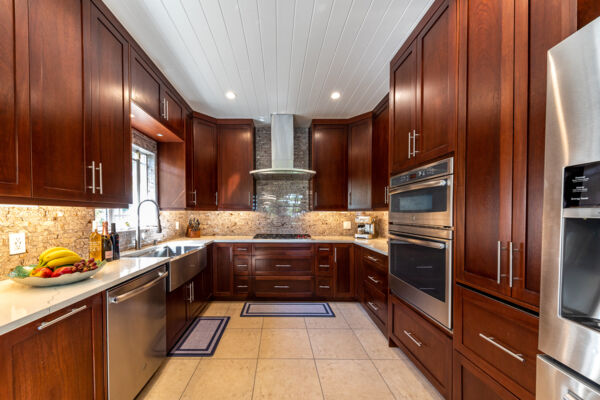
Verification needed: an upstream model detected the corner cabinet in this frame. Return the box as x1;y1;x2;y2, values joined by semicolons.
389;0;456;175
371;97;390;210
333;244;354;299
187;115;218;210
311;123;348;210
348;115;373;210
0;294;105;399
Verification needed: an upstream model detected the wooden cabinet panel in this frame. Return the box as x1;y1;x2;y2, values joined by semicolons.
362;260;387;293
315;245;333;276
0;294;105;399
0;0;30;198
217;123;254;210
371;98;389;210
233;255;251;275
333;244;354;299
254;276;314;298
453;351;519;400
363;282;387;323
213;243;233;297
389;42;417;175
89;4;131;205
190;117;218;210
131;49;161;120
311;124;348;210
348;117;372;210
316;277;333;297
255;257;312;275
29;0;91;202
202;246;214;300
167;281;189;351
162;89;184;138
234;275;250;296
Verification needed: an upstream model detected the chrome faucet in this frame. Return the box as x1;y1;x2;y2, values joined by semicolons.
136;199;162;250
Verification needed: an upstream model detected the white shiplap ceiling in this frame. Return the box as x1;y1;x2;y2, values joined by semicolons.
104;0;434;125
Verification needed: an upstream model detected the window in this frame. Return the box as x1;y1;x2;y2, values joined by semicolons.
95;145;157;231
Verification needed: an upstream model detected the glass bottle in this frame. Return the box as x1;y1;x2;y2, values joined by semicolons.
102;221;113;262
89;221;102;261
110;223;120;260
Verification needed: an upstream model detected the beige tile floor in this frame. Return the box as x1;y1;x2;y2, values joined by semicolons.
137;301;443;400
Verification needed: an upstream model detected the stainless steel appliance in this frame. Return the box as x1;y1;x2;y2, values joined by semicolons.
253;233;311;239
355;215;376;239
107;265;168;400
388;158;454;330
538;18;600;396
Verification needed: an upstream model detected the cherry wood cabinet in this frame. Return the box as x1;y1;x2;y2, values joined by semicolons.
166;281;189;351
0;0;30;198
0;294;105;399
453;351;519;400
348;115;372;210
217;122;255;211
389;0;456;175
161;88;184;137
333;244;354;299
311;123;348;210
358;247;388;333
188;115;218;210
131;49;161;121
213;243;234;297
371;97;389;210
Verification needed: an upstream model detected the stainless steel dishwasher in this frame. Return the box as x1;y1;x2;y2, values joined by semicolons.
107;265;168;400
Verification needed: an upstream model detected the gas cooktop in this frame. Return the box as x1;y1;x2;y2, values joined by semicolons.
253;233;312;239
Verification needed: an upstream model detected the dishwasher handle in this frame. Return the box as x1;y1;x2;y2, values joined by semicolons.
109;271;168;304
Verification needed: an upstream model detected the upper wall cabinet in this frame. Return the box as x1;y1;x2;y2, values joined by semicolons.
217;122;255;211
389;0;457;175
188;115;218;210
311;123;348;211
348;115;373;210
161;88;184;137
0;0;30;198
371;97;389;210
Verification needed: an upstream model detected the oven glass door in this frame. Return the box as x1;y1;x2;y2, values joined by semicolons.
389;175;452;228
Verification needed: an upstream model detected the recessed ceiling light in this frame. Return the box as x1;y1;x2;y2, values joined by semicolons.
330;91;341;100
157;133;163;137
130;113;135;118
225;91;236;100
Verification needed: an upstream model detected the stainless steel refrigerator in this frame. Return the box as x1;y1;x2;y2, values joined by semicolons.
538;16;600;400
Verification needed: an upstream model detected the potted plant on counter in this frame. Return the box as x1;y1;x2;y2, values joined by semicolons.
186;217;202;238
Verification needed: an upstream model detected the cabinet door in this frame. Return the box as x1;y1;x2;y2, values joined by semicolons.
0;294;105;399
213;243;233;297
167;282;189;351
333;244;354;299
371;101;389;210
415;1;456;162
131;49;161;120
456;0;515;297
202;261;213;300
189;275;205;319
89;4;131;205
191;118;218;210
312;124;348;210
0;0;30;198
389;42;417;175
453;351;519;400
30;0;91;202
162;89;184;138
217;124;254;210
348;117;372;210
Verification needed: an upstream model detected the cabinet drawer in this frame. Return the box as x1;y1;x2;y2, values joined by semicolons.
390;294;451;398
255;257;312;275
315;277;333;297
234;276;250;295
254;277;314;298
253;244;313;257
233;244;252;255
233;256;250;275
363;282;387;324
456;286;538;396
316;245;333;276
362;248;387;270
362;261;387;293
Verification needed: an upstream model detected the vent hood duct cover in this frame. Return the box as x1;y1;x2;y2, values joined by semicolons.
250;114;316;180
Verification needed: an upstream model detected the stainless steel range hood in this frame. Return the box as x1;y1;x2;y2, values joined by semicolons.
250;114;316;180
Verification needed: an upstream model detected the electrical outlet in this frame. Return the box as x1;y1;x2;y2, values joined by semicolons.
175;221;180;230
343;221;352;230
9;232;26;255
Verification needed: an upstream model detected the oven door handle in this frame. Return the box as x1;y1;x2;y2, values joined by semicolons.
390;237;446;250
389;178;449;194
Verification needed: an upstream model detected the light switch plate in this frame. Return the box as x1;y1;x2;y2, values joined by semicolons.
343;221;352;230
175;221;180;230
9;232;26;255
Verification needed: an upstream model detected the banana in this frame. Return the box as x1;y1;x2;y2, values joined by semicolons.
41;250;80;265
46;255;82;269
38;247;69;264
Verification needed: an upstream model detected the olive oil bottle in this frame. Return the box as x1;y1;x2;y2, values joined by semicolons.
102;222;113;262
89;221;103;261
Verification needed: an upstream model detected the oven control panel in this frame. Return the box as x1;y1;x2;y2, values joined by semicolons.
564;161;600;208
390;157;453;187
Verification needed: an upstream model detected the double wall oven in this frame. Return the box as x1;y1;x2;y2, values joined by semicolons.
388;158;453;330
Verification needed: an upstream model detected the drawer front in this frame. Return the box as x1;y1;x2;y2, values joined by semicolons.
315;244;333;275
363;282;387;323
254;257;312;275
233;256;250;275
254;277;314;297
362;248;387;270
233;244;252;255
390;295;451;397
234;276;250;295
315;277;333;297
362;261;387;293
253;244;313;257
456;286;538;395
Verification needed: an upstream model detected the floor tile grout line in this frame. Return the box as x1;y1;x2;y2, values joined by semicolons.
250;315;264;399
177;358;203;400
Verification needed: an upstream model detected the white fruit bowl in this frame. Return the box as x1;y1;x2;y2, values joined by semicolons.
8;264;106;287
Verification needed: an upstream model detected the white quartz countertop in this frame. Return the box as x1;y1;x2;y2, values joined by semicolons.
0;236;387;335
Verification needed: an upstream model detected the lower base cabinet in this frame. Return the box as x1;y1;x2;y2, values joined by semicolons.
388;293;452;400
453;351;518;400
0;294;105;399
358;247;389;333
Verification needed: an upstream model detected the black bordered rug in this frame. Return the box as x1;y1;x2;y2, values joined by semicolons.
168;316;229;357
240;302;335;317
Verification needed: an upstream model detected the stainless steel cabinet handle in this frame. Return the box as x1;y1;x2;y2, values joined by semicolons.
248;192;251;206
368;301;379;311
478;333;525;362
188;282;193;303
384;186;388;204
215;192;218;206
319;285;330;289
334;247;337;263
348;191;352;205
319;247;329;251
408;131;412;159
391;237;445;249
166;98;169;120
237;285;248;288
367;276;380;284
403;330;422;347
237;248;248;251
274;285;290;289
366;255;379;263
38;305;88;331
314;192;318;207
563;391;584;400
192;190;197;205
319;264;330;268
236;264;248;268
412;130;419;157
275;264;292;268
497;241;502;284
191;281;194;302
509;241;513;288
161;98;166;118
87;161;96;194
96;162;103;195
110;271;169;304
